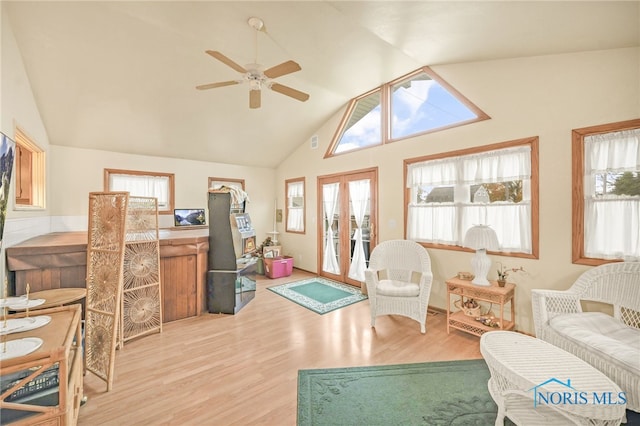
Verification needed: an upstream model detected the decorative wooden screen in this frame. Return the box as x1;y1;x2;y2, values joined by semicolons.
121;196;162;345
85;192;128;391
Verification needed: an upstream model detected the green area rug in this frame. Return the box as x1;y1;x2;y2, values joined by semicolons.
297;359;514;426
268;277;367;314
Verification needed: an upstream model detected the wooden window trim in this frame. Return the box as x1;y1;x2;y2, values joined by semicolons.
285;177;305;234
104;168;175;215
403;136;539;260
387;67;490;144
571;118;640;266
13;126;45;209
325;66;490;159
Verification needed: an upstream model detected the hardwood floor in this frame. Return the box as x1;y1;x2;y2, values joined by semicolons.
78;269;482;425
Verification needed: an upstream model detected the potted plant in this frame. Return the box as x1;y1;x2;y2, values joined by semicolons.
496;262;525;287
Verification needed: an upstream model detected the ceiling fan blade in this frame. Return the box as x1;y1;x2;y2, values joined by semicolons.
263;60;302;79
206;50;247;74
249;89;261;109
270;83;310;102
196;80;240;90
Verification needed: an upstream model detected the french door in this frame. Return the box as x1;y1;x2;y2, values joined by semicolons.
317;168;377;287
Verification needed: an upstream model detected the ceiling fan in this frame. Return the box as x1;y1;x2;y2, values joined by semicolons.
196;17;310;109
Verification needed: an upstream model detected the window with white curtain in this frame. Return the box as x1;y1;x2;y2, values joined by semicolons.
286;178;305;233
405;137;538;257
572;120;640;264
105;169;174;214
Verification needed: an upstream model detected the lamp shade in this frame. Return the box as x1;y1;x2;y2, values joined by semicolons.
463;225;499;251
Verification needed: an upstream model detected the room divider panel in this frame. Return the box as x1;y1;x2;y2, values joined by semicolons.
85;193;162;391
121;196;162;345
85;192;128;391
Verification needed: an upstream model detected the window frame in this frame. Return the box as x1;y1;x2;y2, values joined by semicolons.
571;118;640;265
325;66;490;158
13;126;46;210
104;168;175;215
285;177;305;234
403;137;539;259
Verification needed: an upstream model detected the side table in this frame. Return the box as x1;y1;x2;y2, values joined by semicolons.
24;288;87;309
445;277;515;336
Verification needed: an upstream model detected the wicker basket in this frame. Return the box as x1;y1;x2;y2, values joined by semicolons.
454;299;481;317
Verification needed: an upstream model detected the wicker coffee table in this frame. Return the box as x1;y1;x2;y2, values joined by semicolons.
480;331;626;426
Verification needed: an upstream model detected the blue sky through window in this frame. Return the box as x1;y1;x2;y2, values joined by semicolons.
392;80;477;139
330;67;487;156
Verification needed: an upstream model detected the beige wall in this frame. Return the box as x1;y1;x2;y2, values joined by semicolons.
276;47;640;334
1;7;51;220
49;145;276;235
1;7;52;292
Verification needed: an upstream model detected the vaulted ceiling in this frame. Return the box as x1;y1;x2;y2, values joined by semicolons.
4;1;639;167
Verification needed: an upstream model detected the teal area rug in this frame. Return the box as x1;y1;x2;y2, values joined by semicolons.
297;359;515;426
268;277;367;314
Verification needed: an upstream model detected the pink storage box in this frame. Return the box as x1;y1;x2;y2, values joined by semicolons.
264;256;294;279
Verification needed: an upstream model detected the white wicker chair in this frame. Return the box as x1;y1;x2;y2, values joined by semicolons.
531;261;640;413
364;239;433;334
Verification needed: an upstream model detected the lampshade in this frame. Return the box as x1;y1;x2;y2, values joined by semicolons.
463;225;499;286
463;225;499;251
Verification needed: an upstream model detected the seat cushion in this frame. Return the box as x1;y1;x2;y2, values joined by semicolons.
549;312;640;376
376;279;420;297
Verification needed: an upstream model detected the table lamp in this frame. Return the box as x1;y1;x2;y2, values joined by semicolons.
463;225;499;286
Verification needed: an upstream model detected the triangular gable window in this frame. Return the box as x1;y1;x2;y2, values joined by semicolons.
326;67;489;157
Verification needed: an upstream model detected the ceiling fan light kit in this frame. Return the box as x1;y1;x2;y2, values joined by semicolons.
196;16;309;109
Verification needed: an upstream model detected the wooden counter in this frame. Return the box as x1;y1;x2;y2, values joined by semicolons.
6;229;209;323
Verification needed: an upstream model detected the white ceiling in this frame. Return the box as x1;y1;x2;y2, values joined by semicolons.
5;1;639;168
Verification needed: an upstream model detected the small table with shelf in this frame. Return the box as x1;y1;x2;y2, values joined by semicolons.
445;277;515;336
0;304;83;425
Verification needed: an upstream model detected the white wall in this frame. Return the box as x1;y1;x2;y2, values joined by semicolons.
276;47;640;334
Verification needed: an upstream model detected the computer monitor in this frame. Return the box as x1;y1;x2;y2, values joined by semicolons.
174;208;206;227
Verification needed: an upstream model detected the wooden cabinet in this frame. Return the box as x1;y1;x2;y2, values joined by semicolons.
0;305;83;425
6;230;209;323
445;277;515;337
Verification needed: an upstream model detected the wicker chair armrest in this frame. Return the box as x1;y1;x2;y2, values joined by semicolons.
364;269;379;297
418;272;434;294
531;289;582;339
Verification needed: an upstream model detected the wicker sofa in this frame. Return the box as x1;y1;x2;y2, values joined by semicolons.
531;262;640;413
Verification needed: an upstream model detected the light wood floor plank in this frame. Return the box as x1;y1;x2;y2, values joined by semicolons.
78;270;481;425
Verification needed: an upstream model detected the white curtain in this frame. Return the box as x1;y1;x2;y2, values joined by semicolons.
286;181;304;232
322;183;340;274
407;204;457;243
584;129;640;259
348;180;370;281
406;145;532;253
110;174;169;208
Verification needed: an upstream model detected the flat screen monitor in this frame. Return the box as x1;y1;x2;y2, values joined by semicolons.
174;208;206;227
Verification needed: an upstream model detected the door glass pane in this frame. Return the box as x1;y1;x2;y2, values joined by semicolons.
348;179;371;281
322;182;340;274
